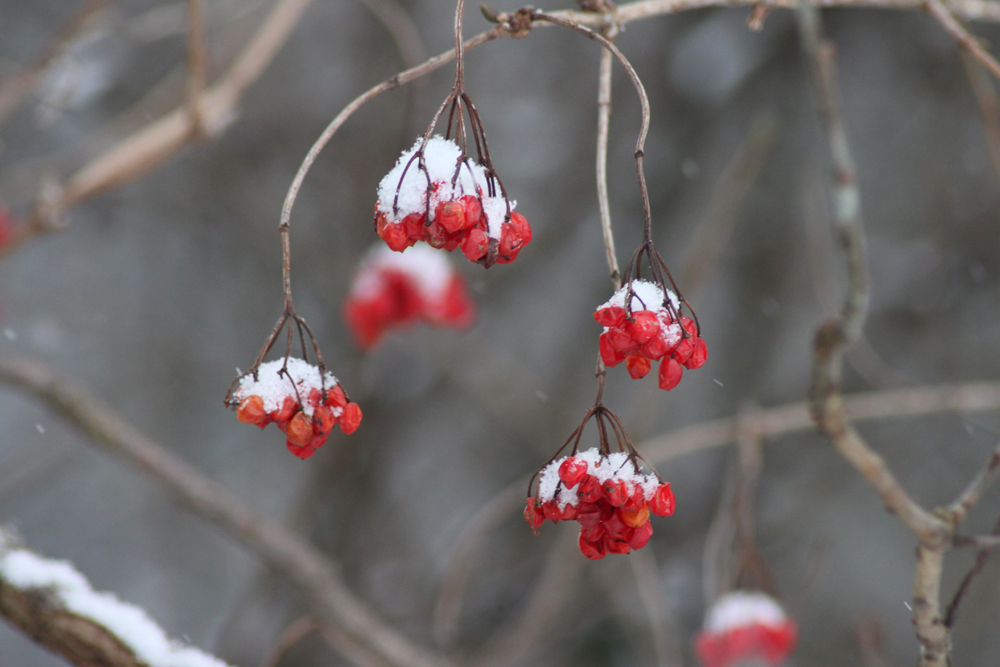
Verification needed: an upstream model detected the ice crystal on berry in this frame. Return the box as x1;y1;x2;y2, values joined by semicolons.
230;358;361;459
595;279;707;390
694;591;797;667
373;136;531;266
343;244;475;350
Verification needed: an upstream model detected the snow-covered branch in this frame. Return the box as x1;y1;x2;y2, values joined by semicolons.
0;527;232;667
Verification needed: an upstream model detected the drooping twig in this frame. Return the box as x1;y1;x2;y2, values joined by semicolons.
0;357;455;667
944;511;1000;628
595;23;622;288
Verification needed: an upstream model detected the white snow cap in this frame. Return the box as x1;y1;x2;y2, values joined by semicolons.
234;358;339;417
375;135;514;240
536;449;661;509
0;544;231;667
704;591;789;633
600;279;680;313
349;244;454;302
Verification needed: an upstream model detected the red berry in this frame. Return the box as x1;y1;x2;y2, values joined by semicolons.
273;396;297;427
594;306;627;328
440;276;476;328
286;441;318;459
623;485;646;513
679;315;698;337
558;457;589;486
402;212;426;242
578;532;607;560
603;479;628;507
312;406;337;439
378;221;410;252
460;228;489;262
641;333;670;361
580;523;606;542
628;520;654;549
237;395;269;428
606;327;640;355
599;331;626;367
510;211;532;245
673;337;695;364
684;336;708;369
577;507;602;530
561;503;579;521
621;505;650;528
625;354;651;379
658;358;683;391
524;497;545;530
576;475;603;503
542;500;562;522
436;200;466;233
325;385;347;409
627;310;661;344
649;483;675;516
604;536;632;555
460;195;483;230
286;411;313;448
339;402;362;434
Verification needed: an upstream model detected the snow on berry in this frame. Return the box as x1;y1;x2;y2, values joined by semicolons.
694;591;798;667
374;136;531;266
595;279;707;390
526;448;675;560
343;244;475;350
231;358;360;459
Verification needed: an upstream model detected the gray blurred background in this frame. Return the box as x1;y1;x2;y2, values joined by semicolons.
1;0;1000;665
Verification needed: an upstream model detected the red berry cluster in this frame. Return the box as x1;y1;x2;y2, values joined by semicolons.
694;591;798;667
375;197;531;265
343;245;476;350
595;280;707;390
232;359;362;459
525;451;675;560
374;136;531;266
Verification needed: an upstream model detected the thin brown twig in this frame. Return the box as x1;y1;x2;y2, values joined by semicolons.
925;0;1000;82
0;357;455;667
944;512;1000;627
259;616;319;667
186;0;209;137
0;0;110;128
595;23;622;288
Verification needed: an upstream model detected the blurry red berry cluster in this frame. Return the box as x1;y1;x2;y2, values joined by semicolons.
232;358;361;459
525;451;675;560
343;245;476;350
374;136;531;266
694;591;798;667
595;279;707;390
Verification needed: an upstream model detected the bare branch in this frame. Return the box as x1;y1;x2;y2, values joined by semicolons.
595;24;622;289
960;50;1000;189
946;440;1000;524
0;357;455;667
1;0;317;262
926;0;1000;82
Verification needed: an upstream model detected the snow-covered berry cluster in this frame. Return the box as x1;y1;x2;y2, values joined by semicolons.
694;591;798;667
343;244;475;350
595;279;707;390
231;358;362;459
374;136;531;266
525;449;675;560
